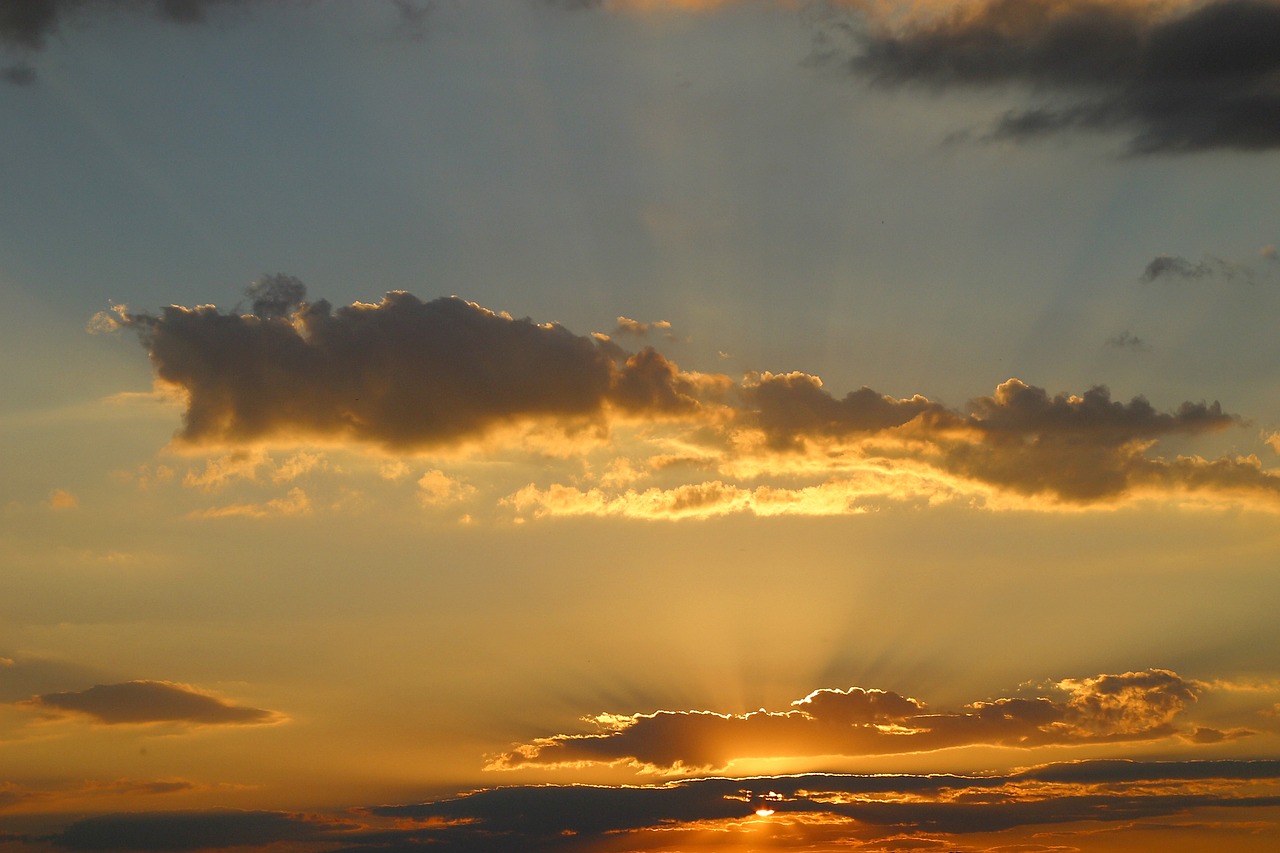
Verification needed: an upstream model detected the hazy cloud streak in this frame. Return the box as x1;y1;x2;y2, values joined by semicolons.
23;680;282;726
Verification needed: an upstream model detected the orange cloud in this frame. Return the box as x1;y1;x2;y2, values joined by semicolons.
47;489;79;510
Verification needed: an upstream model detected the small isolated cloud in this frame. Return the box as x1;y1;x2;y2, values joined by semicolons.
489;670;1224;774
23;680;283;726
1106;330;1147;350
47;489;78;510
837;0;1280;154
391;0;433;42
1141;254;1251;282
1;61;35;85
417;469;476;507
614;316;674;338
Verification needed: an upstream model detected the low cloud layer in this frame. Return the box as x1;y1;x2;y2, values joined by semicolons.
100;285;1280;512
23;680;281;726
841;0;1280;153
32;759;1280;851
488;669;1242;773
366;759;1280;852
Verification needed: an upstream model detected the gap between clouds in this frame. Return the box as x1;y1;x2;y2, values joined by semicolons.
93;282;1280;515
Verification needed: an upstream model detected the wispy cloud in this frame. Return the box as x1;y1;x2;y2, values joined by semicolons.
21;680;283;726
1141;253;1256;282
187;486;312;520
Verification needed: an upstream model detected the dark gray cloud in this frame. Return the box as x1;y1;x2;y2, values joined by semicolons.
243;273;306;320
0;0;243;50
110;288;716;450
51;810;353;851
744;371;945;449
745;373;1251;504
0;1;256;84
32;759;1280;852
943;379;1245;502
489;670;1217;773
1142;253;1253;281
361;759;1280;850
24;680;281;725
1;61;35;85
1107;330;1147;350
844;0;1280;154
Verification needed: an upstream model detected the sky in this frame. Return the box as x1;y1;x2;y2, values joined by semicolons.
2;1;1280;851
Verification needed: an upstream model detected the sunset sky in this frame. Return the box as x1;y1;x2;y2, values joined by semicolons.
3;1;1280;851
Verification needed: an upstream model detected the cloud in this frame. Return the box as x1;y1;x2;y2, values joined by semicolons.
187;486;312;520
1141;254;1254;281
840;0;1280;154
417;469;475;507
367;758;1280;850
113;290;717;451
22;680;282;726
51;810;353;852
743;371;945;450
24;758;1280;851
1;61;35;85
182;451;265;492
243;273;306;321
0;1;253;84
488;670;1223;774
1106;330;1147;350
614;317;674;338
111;287;1280;510
0;778;198;814
47;488;79;510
